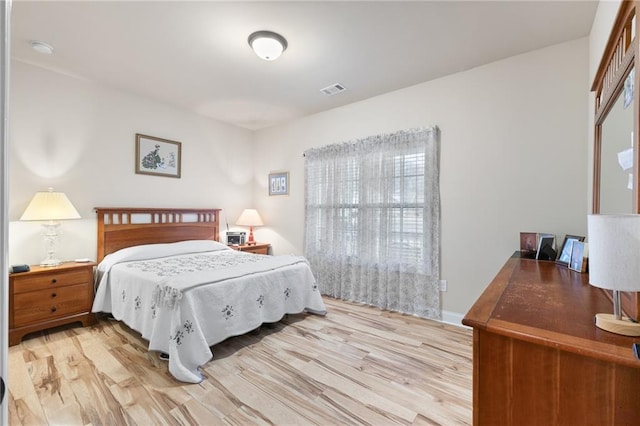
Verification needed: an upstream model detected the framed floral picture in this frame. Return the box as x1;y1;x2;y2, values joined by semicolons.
135;133;182;178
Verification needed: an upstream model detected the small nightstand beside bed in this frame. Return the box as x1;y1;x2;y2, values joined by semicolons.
91;207;326;383
9;261;97;346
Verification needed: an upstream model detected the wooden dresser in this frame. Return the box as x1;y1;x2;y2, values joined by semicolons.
9;261;97;346
462;254;640;425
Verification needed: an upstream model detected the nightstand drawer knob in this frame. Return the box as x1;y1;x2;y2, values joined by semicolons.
51;307;57;313
51;279;57;284
51;293;57;298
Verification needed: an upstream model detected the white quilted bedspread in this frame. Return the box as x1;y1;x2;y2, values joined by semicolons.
92;241;326;383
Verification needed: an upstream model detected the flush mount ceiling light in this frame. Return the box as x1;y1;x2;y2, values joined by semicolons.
248;31;287;61
30;40;54;55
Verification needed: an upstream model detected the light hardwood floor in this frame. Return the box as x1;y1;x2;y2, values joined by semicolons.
8;297;472;425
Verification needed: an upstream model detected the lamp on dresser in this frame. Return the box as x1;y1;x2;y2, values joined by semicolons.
588;214;640;336
236;208;263;246
20;187;81;266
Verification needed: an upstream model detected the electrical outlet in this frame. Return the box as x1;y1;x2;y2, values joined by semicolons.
439;279;447;292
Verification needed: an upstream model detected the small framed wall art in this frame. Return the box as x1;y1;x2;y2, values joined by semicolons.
135;133;182;178
269;171;289;196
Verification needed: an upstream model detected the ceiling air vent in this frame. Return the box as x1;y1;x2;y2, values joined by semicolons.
320;83;346;96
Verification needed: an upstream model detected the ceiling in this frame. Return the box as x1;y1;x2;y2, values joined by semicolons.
11;1;598;130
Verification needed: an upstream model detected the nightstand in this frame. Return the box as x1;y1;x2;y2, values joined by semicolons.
231;242;271;255
9;261;97;346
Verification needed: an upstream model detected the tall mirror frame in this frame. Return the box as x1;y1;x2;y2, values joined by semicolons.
592;0;640;320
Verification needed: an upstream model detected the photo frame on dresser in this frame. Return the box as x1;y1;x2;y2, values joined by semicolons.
535;234;556;261
556;234;585;267
519;232;538;258
569;241;588;273
135;133;182;178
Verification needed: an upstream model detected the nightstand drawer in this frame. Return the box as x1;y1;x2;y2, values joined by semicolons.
232;243;271;255
13;283;93;327
243;246;269;254
12;270;89;293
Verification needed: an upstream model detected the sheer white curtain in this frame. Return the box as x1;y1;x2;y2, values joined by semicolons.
304;127;441;319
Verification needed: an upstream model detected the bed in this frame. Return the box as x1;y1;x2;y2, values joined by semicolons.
91;207;326;383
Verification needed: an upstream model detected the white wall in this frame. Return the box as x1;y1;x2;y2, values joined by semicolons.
9;60;255;265
590;0;621;83
253;38;589;316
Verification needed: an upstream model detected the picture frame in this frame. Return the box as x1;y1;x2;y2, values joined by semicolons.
520;232;538;258
269;171;289;196
535;234;556;261
569;241;588;273
135;133;182;178
556;234;586;267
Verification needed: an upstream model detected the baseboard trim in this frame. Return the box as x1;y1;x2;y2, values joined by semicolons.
440;310;470;329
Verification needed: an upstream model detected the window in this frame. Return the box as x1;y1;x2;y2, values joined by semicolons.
303;127;441;318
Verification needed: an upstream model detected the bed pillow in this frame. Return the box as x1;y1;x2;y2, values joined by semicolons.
98;239;229;272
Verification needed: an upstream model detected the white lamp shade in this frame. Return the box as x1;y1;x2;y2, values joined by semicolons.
20;188;81;221
236;209;264;227
588;214;640;292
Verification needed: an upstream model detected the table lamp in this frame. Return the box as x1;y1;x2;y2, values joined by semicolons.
588;214;640;336
20;187;81;266
236;209;263;246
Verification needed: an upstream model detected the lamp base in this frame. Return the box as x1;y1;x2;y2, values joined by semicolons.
40;256;61;267
41;222;62;267
247;226;256;245
594;313;640;336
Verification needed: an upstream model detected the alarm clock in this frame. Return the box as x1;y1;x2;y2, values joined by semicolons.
10;264;30;273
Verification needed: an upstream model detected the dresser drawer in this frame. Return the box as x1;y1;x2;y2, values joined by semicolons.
13;283;93;327
12;270;90;294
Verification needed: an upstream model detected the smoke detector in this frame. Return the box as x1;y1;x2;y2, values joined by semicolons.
30;40;54;55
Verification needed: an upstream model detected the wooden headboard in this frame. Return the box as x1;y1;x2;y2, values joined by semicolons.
95;207;221;261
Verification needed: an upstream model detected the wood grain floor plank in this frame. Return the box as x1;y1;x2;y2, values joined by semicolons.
75;337;133;384
232;357;349;425
318;387;399;425
288;357;417;423
7;346;39;401
7;394;48;425
8;297;472;425
170;397;222;425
